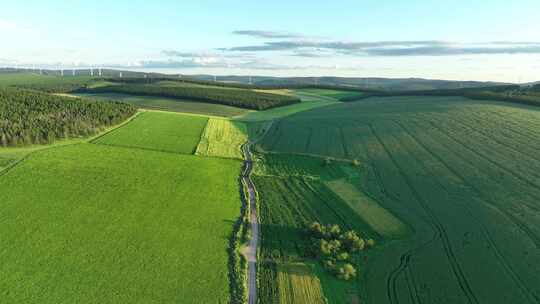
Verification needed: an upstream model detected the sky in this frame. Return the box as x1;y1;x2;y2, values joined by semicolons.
1;0;540;82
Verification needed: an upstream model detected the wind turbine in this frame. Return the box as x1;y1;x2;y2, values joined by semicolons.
90;66;94;76
98;67;102;77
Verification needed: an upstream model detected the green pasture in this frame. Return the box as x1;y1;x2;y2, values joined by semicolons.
94;111;207;154
0;143;242;303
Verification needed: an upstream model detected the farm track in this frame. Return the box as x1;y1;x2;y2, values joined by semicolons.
369;123;480;304
242;143;259;304
395;120;540;303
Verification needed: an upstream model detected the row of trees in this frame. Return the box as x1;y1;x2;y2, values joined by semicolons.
0;88;136;147
82;84;301;110
307;222;375;281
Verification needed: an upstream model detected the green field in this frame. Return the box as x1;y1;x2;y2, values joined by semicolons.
236;89;339;122
94;111;207;154
195;118;247;159
73;92;250;117
256;95;540;303
253;163;380;304
294;88;363;100
0;143;242;304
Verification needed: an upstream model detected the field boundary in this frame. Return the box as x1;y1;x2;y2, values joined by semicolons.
0;111;140;177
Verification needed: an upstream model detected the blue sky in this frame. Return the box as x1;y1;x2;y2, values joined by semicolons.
1;0;539;82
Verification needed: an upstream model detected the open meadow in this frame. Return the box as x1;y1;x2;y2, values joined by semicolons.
94;111;207;154
72;92;250;117
0;143;242;304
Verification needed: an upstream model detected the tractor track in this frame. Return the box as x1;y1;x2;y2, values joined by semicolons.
369;123;480;304
395;119;539;303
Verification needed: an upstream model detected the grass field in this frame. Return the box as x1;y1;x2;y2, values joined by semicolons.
0;72;93;87
257;95;540;303
276;263;326;304
294;88;363;100
253;162;380;304
94;111;207;154
195;118;247;159
235;89;339;122
73;92;250;117
0;143;242;304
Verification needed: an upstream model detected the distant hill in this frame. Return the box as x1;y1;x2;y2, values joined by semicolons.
190;75;508;91
0;68;511;91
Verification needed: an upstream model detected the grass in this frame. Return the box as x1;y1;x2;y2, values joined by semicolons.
324;179;409;238
294;88;363;100
94;111;208;154
72;92;250;117
0;143;242;304
195;118;247;159
253;171;378;304
276;263;326;304
0;72;93;87
257;95;540;303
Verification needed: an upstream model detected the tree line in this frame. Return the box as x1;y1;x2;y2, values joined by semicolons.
307;222;375;281
80;84;300;110
0;87;136;147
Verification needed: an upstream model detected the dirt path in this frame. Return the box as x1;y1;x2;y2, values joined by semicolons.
241;143;259;304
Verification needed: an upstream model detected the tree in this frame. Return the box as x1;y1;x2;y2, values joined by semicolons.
337;263;357;280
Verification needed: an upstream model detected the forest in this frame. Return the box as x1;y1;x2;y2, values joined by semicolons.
0;87;136;147
80;84;300;110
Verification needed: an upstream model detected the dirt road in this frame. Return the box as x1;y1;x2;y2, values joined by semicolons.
242;143;259;304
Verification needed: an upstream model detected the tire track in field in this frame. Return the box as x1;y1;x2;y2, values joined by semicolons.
444;115;540;166
395;119;540;304
460;111;540;152
419;118;540;248
421;115;540;195
369;123;480;304
359;128;428;304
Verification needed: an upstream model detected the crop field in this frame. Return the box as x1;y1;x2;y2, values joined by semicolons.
195;118;247;159
252;154;383;304
294;88;363;100
235;89;339;122
0;143;242;304
73;92;249;117
94;111;207;154
256;95;540;303
276;263;326;304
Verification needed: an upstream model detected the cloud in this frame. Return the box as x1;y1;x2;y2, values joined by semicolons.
290;51;330;58
228;40;447;52
233;30;305;39
225;38;540;56
365;45;540;56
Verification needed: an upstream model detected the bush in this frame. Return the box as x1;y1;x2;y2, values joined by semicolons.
337;263;357;281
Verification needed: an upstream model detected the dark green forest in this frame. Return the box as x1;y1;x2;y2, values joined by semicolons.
81;84;300;110
0;88;136;147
